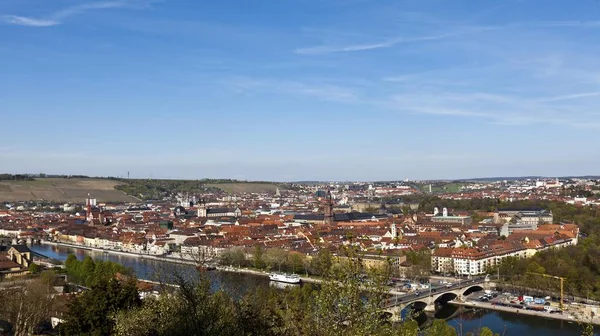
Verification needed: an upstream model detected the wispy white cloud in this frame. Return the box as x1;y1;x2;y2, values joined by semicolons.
384;89;600;130
532;21;600;29
294;15;600;56
539;92;600;102
1;15;58;27
225;77;358;103
53;2;126;20
383;72;469;87
295;34;450;55
1;1;132;27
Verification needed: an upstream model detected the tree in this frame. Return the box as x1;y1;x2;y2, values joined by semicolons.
287;252;305;274
0;276;60;336
59;278;141;336
114;274;238;336
467;327;500;336
28;263;41;274
253;245;265;269
219;247;247;267
64;254;78;275
310;249;333;276
309;248;413;336
265;248;288;271
81;256;96;286
404;250;431;281
114;249;425;336
64;254;130;287
425;319;456;336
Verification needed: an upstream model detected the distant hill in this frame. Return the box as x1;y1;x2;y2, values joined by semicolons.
0;178;139;203
204;182;281;194
292;181;324;185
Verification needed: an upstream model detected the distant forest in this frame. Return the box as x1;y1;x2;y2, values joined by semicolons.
0;174;93;180
0;174;36;181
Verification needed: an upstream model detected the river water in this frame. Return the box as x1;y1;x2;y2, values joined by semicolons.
30;244;593;336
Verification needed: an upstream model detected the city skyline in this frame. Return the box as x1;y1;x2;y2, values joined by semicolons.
2;0;600;180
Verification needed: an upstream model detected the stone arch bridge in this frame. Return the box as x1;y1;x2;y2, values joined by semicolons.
384;280;496;316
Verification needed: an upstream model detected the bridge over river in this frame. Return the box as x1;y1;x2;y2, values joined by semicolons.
384;276;496;317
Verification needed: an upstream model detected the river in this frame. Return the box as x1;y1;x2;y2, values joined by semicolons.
30;244;594;336
30;243;269;297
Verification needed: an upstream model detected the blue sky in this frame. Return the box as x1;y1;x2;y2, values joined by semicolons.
1;0;599;181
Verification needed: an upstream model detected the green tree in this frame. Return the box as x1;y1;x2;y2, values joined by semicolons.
425;319;456;336
287;252;305;274
466;327;500;336
265;248;288;271
309;248;411;336
64;254;129;287
310;249;333;276
64;254;79;276
81;256;96;286
220;247;247;267
253;245;265;269
28;263;41;274
59;278;141;336
114;275;238;336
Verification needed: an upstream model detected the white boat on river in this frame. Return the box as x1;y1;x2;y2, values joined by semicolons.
269;272;301;284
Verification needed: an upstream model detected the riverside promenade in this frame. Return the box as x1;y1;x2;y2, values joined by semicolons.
41;240;198;265
453;300;600;326
39;240;325;284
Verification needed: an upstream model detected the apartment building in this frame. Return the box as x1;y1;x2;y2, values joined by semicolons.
432;234;575;276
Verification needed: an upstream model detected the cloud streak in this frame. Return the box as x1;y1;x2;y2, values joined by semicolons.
1;1;129;27
539;92;600;102
225;77;358;103
385;89;600;130
294;17;600;56
295;34;450;55
1;15;58;27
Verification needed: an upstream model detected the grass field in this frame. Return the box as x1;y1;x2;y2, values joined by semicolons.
0;178;139;203
417;182;467;194
205;183;281;194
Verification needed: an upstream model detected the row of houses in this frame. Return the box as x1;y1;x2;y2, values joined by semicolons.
431;224;578;275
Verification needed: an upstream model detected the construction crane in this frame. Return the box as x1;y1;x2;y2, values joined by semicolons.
298;231;317;251
526;272;566;310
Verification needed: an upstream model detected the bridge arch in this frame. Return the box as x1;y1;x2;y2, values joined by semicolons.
434;292;458;304
463;285;484;296
410;301;428;311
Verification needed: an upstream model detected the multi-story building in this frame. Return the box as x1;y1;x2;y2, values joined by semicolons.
449;245;528;275
493;208;553;225
432;229;577;276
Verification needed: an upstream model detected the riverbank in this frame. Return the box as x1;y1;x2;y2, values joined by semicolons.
41;241;198;265
452;300;600;326
29;244;586;336
39;241;326;285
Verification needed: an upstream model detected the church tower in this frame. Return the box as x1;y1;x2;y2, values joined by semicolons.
324;189;334;225
197;199;207;217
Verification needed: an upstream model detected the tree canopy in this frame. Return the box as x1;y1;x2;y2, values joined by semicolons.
64;254;131;287
59;277;141;336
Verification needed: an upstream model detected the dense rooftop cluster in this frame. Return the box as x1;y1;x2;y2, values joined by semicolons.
0;178;589;277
